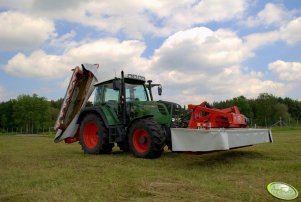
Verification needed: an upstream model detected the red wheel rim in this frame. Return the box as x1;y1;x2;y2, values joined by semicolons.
132;128;150;153
83;121;99;149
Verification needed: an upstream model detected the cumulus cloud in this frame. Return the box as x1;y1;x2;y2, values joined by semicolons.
207;67;286;100
63;38;150;81
0;0;248;38
269;60;301;82
4;50;69;78
244;3;293;28
243;16;301;50
241;2;301;47
160;0;246;31
152;66;286;104
243;31;280;51
0;11;55;51
280;17;301;45
149;27;286;103
152;27;250;73
2;25;297;103
49;30;78;49
4;38;149;80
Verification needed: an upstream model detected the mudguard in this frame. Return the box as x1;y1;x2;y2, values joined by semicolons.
54;64;101;143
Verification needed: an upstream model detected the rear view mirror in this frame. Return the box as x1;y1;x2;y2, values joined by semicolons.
113;79;121;91
158;85;162;96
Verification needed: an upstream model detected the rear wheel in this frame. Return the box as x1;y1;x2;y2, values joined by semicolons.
128;119;165;158
79;113;113;154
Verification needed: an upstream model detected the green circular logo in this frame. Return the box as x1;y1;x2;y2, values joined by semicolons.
267;182;299;200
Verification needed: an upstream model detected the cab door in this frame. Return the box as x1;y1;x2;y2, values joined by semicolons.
94;82;121;126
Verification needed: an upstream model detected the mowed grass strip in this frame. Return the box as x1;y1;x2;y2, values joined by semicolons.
0;129;300;201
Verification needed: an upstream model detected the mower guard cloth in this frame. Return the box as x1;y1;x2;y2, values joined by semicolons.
54;64;100;143
171;128;272;152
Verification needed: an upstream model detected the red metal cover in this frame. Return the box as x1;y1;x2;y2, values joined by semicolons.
187;102;247;129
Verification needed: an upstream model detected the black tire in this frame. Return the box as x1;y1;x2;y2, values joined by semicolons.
128;118;166;159
79;113;113;154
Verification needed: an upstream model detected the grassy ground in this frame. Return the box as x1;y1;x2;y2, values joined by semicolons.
0;128;300;201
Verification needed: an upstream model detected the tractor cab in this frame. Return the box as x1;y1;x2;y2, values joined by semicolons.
91;73;171;127
94;75;149;108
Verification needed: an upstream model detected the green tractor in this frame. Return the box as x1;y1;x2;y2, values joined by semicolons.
78;71;182;158
54;64;272;159
55;64;183;158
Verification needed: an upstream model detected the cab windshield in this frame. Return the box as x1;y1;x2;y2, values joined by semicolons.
93;82;148;106
126;83;148;101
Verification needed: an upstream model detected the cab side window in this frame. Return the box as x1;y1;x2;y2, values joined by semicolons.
94;86;102;106
104;83;119;102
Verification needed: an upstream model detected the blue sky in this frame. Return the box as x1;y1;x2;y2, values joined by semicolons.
0;0;300;104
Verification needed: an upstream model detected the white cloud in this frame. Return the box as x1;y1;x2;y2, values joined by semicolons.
0;0;248;38
152;66;286;104
243;31;280;50
3;26;296;103
158;0;246;32
4;50;69;78
245;3;293;28
209;67;286;100
242;3;301;47
152;27;250;73
149;27;286;103
280;17;301;45
4;38;149;80
243;17;301;51
0;11;55;51
269;60;301;81
62;38;150;81
243;16;301;50
194;0;246;22
49;30;78;49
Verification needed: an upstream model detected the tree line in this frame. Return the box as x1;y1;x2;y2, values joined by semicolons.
0;93;300;133
212;93;301;127
0;94;63;133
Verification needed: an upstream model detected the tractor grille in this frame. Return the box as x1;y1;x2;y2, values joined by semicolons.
158;104;167;115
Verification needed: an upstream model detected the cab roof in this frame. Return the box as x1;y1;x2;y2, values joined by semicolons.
94;77;146;86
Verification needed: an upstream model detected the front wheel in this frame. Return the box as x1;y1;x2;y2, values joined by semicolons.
79;113;113;154
128;119;165;159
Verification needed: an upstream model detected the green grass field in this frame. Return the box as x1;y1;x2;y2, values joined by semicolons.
0;128;300;201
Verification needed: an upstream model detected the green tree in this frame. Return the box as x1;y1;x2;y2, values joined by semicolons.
0;99;16;130
213;96;253;119
272;103;290;126
231;96;253;118
279;97;301;124
50;98;64;109
13;94;52;133
1;114;7;130
255;93;279;126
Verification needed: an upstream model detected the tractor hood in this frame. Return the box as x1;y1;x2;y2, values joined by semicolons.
54;64;101;143
129;101;171;125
